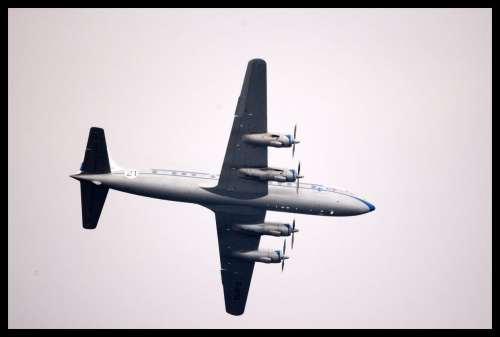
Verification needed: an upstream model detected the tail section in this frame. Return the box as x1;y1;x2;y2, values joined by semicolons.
81;127;111;174
80;181;109;229
74;127;111;229
109;152;124;172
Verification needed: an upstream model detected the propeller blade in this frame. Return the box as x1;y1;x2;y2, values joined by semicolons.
282;240;288;272
292;124;298;158
292;219;295;249
296;162;301;195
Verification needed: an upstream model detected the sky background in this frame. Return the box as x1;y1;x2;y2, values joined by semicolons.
8;9;491;329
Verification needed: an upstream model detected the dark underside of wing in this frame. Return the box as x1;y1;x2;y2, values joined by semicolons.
205;60;270;315
215;59;268;196
208;206;266;316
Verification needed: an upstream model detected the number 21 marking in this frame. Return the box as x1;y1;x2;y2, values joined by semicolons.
125;169;139;179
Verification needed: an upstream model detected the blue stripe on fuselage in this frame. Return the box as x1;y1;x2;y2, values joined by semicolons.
350;196;376;211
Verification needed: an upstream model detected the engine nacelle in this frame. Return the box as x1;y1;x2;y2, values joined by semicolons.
234;222;291;237
232;249;285;264
242;133;296;148
237;167;297;182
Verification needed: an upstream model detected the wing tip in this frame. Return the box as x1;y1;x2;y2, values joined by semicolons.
226;308;245;316
249;58;266;66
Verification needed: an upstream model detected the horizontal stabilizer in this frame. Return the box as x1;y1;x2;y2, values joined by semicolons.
80;181;109;229
81;127;111;174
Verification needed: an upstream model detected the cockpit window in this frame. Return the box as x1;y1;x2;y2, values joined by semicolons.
271;134;280;138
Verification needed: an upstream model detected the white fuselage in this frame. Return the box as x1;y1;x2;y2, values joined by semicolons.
76;168;375;217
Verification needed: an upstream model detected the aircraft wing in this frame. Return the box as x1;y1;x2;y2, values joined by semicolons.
216;59;268;195
209;206;266;316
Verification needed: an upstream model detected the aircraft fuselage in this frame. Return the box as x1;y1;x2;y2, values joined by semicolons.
73;168;374;217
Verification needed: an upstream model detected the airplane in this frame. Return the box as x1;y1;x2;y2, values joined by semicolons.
70;59;375;316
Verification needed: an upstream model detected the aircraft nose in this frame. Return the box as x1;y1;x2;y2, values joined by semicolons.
365;200;376;212
348;197;376;215
359;199;376;212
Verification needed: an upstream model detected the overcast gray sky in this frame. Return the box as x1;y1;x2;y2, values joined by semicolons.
8;9;491;328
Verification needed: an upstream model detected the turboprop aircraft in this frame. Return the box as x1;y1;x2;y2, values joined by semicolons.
71;59;375;316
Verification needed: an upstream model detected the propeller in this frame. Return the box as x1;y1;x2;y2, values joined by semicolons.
281;239;289;272
292;124;300;158
295;162;304;194
291;219;299;249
